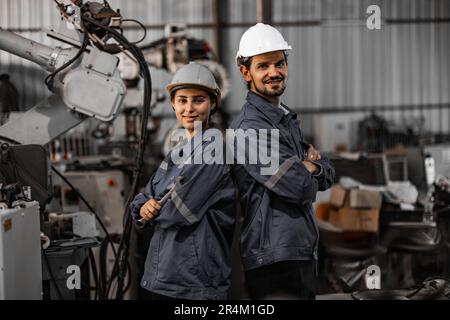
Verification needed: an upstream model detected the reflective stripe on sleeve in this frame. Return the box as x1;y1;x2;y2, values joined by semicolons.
264;157;298;189
172;190;198;224
159;160;168;171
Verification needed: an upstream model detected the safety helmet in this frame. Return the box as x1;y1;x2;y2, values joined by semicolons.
235;23;292;66
166;62;221;105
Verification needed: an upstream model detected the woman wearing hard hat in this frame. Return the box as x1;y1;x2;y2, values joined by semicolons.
230;23;335;299
130;62;236;300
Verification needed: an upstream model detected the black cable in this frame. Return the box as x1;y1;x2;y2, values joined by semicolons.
88;248;99;299
98;232;122;299
44;30;89;91
0;136;20;145
113;228;132;299
81;15;152;300
51;165;117;259
113;50;151;299
105;258;132;296
52;0;63;7
52;172;117;296
434;206;450;215
123;260;132;294
42;249;64;300
122;18;147;44
98;235;111;299
57;233;101;297
140;37;167;50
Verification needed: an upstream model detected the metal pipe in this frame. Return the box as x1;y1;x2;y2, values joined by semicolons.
227;103;450;116
256;0;264;23
256;0;272;24
212;0;223;62
0;28;57;71
4;18;450;34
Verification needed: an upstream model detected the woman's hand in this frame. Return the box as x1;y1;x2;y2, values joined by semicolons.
139;198;161;221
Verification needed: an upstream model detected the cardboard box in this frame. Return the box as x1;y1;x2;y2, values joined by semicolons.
329;185;347;207
328;185;382;232
328;208;380;232
349;189;382;209
330;185;382;209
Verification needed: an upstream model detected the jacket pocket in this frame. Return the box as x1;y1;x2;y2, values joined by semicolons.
157;230;200;287
273;207;317;249
240;196;262;239
240;208;264;256
191;230;216;286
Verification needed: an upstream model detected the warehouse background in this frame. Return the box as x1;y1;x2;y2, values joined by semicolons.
0;0;449;151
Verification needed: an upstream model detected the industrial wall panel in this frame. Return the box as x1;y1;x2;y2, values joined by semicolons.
228;0;257;23
1;0;449;144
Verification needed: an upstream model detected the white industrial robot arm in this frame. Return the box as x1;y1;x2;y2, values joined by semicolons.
0;1;126;145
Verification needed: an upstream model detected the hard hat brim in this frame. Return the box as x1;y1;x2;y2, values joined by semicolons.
166;83;221;101
236;48;292;66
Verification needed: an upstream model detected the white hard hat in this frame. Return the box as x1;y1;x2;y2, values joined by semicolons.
166;62;221;104
236;23;292;66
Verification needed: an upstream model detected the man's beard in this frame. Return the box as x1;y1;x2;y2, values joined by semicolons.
256;77;286;97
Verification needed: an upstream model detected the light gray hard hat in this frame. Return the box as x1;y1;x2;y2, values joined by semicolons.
166;62;221;104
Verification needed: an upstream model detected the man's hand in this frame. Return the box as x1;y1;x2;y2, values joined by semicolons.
306;144;321;161
139;198;161;221
302;160;319;174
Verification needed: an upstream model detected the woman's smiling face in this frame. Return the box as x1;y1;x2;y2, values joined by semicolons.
171;88;215;137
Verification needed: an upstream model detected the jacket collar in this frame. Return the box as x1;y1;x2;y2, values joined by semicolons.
246;91;296;124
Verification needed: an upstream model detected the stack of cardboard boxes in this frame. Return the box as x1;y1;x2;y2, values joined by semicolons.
328;185;382;232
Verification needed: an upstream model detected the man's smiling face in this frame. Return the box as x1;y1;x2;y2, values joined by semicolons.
240;50;288;103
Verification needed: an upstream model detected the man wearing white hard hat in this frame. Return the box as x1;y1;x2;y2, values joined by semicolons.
230;23;335;299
